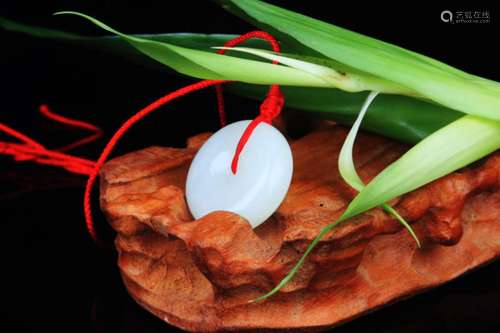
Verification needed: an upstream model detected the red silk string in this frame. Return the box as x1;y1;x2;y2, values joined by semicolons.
39;104;103;152
0;105;99;175
83;79;225;243
215;31;284;174
230;84;284;174
0;31;284;244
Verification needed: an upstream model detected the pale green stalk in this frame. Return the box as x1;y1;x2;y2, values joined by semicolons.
337;91;420;247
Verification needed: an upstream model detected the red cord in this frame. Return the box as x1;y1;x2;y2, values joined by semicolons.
83;79;225;243
215;31;284;174
230;85;284;173
0;106;99;175
1;31;284;244
39;104;101;132
0;123;45;149
39;104;103;152
215;31;280;127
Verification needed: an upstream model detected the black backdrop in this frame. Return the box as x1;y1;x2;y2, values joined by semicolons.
1;1;499;332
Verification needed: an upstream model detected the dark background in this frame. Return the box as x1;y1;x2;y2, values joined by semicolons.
1;1;499;332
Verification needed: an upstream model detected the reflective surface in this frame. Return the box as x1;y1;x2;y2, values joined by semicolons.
186;120;293;228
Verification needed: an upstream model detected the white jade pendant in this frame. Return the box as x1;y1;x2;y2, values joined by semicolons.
185;120;293;228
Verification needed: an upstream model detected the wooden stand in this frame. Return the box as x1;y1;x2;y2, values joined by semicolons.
100;124;500;332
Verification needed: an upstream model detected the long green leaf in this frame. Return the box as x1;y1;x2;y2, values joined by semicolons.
52;12;337;87
218;0;500;121
56;12;427;95
217;46;413;94
346;115;500;216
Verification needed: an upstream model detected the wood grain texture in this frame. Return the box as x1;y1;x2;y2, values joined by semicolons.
100;124;500;332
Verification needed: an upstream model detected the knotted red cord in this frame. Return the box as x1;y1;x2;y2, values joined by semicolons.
230;84;284;174
215;31;284;174
1;31;284;244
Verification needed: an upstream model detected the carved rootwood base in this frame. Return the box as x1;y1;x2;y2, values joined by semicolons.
100;124;500;332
